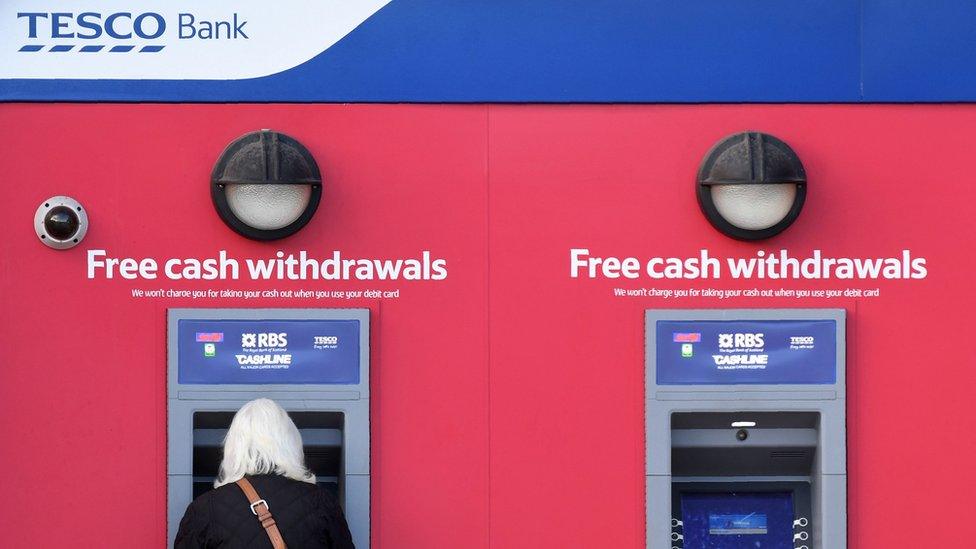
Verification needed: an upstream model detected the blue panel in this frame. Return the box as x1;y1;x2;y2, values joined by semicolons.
178;319;360;384
681;492;793;549
862;1;976;101
16;2;976;102
298;0;860;102
0;0;860;102
656;320;836;385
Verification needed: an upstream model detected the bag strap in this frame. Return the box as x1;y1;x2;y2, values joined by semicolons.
236;477;288;549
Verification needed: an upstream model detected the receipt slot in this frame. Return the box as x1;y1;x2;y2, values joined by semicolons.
167;309;370;548
646;309;845;549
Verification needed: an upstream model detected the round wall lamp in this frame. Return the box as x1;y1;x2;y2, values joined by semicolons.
35;196;88;249
211;129;322;240
696;131;806;240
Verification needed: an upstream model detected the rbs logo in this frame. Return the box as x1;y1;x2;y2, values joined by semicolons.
718;333;765;349
241;333;288;348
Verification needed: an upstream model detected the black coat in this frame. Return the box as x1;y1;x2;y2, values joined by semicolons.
175;474;355;548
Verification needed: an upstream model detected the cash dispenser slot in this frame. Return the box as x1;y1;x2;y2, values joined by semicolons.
671;411;818;478
191;411;345;500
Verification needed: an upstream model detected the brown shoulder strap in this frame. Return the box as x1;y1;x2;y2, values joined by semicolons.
236;477;288;549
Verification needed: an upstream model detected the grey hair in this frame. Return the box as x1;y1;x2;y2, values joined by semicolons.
214;398;315;487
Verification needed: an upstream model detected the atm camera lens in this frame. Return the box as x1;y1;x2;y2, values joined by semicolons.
35;196;88;249
44;206;80;240
736;429;749;441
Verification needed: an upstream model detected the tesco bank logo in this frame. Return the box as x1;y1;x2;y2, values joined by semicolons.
2;1;391;80
16;11;248;53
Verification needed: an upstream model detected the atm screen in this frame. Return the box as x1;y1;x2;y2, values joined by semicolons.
681;492;793;548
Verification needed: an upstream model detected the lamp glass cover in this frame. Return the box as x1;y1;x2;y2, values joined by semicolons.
710;183;797;231
225;184;312;231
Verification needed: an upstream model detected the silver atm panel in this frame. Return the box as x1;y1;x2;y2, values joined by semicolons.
167;308;370;548
645;309;846;549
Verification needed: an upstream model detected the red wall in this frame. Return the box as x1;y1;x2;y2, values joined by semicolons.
0;104;973;548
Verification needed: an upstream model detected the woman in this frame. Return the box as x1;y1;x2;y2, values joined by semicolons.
175;398;355;548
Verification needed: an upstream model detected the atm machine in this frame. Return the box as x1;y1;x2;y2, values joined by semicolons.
167;308;370;548
645;309;846;549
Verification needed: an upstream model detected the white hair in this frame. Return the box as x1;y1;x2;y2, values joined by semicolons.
214;398;316;487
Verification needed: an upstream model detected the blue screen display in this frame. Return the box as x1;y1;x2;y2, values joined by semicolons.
657;320;836;385
177;319;361;384
681;492;793;548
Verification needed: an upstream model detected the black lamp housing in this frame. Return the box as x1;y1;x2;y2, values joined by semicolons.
696;131;807;241
211;129;323;241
